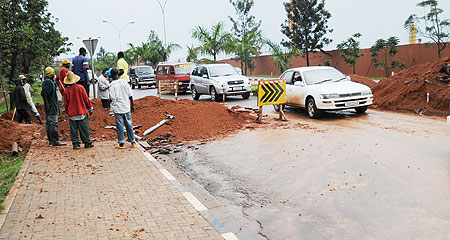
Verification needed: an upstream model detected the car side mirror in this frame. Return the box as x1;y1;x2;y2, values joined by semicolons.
294;81;303;87
202;74;209;79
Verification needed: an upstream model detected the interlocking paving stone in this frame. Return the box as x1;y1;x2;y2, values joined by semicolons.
0;141;222;239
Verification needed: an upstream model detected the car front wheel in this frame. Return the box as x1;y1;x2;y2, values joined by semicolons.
242;92;250;99
355;106;367;114
210;87;222;102
191;86;200;100
306;98;322;119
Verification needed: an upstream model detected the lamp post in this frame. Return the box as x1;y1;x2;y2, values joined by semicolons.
102;20;135;51
155;0;168;46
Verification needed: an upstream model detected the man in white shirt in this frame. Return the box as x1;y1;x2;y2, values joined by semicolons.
97;68;111;108
109;68;136;149
20;75;43;124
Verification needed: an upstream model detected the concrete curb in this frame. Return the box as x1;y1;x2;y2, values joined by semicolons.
137;145;243;240
0;143;35;230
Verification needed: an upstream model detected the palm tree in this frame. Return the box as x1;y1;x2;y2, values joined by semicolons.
230;30;263;75
162;43;181;62
192;22;232;62
266;40;302;74
186;44;199;62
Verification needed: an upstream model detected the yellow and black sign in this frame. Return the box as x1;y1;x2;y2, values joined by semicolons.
257;79;286;106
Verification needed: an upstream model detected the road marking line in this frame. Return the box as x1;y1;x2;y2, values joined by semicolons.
221;232;239;240
183;192;208;211
159;169;176;181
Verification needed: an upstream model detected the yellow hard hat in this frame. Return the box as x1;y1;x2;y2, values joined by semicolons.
62;59;71;65
45;67;55;77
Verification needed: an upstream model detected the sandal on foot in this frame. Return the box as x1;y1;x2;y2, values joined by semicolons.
115;144;126;149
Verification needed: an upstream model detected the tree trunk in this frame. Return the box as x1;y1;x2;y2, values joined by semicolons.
305;50;310;66
353;65;356;74
8;53;18;83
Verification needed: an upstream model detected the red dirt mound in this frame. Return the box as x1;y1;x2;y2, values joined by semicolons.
0;96;254;152
0;118;40;153
372;56;450;114
56;96;255;143
349;74;377;89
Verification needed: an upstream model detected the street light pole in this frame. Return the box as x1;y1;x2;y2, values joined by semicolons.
102;20;135;51
155;0;168;46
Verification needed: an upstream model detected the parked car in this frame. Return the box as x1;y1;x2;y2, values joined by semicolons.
276;66;373;119
155;62;196;92
129;66;156;89
189;63;251;101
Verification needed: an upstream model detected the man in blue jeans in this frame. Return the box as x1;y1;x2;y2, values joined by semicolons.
108;68;136;149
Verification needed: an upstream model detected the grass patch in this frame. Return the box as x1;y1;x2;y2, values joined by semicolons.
370;77;385;81
251;85;258;93
0;153;25;212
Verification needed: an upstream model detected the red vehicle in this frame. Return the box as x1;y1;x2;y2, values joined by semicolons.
155;62;196;92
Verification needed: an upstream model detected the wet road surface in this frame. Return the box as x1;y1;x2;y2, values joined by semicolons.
137;87;450;239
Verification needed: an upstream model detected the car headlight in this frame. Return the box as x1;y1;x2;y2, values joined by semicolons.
362;89;372;95
320;93;340;99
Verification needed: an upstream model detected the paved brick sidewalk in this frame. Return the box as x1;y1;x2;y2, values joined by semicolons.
0;141;223;239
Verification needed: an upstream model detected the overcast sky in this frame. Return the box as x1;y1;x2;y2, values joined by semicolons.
47;0;450;62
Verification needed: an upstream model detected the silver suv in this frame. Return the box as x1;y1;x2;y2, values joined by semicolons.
189;63;251;101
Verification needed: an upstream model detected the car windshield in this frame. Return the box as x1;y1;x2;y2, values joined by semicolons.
135;66;153;75
209;65;239;77
303;68;348;85
175;64;195;75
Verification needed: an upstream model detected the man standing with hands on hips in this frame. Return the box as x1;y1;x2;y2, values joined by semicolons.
109;68;136;149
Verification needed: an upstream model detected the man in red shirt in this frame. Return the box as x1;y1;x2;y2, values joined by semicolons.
56;59;70;95
63;71;94;150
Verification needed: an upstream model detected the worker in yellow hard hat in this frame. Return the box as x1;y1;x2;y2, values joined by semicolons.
41;66;66;146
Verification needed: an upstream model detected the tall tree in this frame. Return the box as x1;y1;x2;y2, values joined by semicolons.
281;0;333;66
228;0;263;75
370;37;406;77
192;22;232;62
186;45;199;63
95;51;116;74
405;0;449;58
0;0;70;81
337;33;364;74
266;40;302;73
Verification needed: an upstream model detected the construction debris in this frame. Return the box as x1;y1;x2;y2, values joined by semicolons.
143;113;175;136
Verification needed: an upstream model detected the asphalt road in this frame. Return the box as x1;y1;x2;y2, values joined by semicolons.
134;86;450;239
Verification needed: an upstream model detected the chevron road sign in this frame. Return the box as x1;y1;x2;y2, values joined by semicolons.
257;79;286;106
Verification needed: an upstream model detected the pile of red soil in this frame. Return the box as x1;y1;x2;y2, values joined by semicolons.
372;56;450;114
0;118;40;153
349;74;377;89
57;96;255;143
0;96;254;152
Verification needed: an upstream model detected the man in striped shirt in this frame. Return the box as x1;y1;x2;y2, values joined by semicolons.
72;47;90;97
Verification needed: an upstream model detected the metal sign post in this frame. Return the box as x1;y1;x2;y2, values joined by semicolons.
256;79;287;123
83;38;99;98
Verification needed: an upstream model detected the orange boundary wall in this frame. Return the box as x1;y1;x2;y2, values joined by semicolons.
220;43;450;78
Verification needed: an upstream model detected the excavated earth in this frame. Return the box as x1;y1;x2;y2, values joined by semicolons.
0;96;256;153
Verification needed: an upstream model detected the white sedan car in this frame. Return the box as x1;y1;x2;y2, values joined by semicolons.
276;66;373;119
